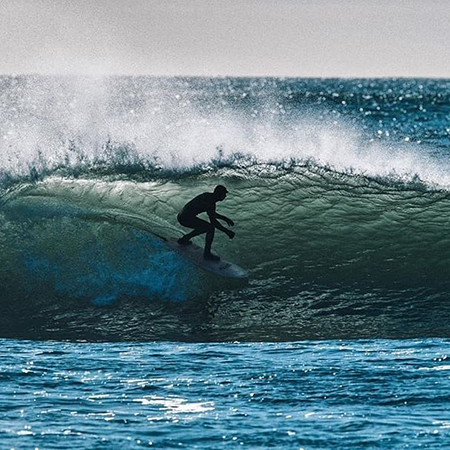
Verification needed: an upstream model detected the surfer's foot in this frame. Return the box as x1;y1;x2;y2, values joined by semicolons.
204;252;220;261
178;237;192;245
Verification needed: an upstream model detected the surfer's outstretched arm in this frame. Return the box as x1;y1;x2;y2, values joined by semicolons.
208;212;235;239
215;213;234;226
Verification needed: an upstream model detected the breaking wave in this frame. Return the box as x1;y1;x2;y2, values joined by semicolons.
1;75;450;341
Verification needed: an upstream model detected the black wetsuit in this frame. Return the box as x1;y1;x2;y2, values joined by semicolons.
177;193;216;233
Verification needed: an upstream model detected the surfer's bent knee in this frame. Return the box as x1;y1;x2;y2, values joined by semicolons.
177;212;191;227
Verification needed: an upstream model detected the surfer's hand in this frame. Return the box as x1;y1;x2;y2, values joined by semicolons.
225;218;234;227
227;230;235;239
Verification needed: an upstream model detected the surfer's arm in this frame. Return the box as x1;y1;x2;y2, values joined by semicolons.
208;211;226;231
215;213;234;227
208;211;235;239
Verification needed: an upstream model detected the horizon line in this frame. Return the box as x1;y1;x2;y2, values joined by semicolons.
1;72;450;81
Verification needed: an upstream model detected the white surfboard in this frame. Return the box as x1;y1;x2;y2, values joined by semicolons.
166;238;248;280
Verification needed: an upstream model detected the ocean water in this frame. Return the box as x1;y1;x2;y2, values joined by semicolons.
2;338;450;449
1;76;450;447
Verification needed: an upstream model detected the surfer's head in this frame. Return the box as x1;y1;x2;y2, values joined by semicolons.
214;185;228;201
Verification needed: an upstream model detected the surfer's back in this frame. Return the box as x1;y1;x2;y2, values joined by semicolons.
180;192;215;217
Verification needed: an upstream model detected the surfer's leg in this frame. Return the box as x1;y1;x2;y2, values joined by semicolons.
177;213;192;244
204;225;215;253
178;229;202;244
204;225;220;261
178;217;210;245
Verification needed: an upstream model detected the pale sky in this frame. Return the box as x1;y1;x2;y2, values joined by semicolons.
1;0;449;78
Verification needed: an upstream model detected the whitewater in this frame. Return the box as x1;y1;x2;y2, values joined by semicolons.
2;76;450;448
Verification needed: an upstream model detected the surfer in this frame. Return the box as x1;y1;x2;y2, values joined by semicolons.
177;185;235;261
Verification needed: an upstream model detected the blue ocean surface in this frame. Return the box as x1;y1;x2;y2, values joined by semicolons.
1;76;450;447
2;338;450;449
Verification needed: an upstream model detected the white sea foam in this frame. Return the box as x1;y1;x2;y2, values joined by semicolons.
1;76;449;188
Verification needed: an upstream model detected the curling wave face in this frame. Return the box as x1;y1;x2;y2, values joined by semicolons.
1;164;450;341
1;76;450;341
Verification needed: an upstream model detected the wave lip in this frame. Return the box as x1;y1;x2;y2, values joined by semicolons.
2;75;450;192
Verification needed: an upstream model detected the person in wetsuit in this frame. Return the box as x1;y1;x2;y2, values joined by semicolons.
177;185;235;261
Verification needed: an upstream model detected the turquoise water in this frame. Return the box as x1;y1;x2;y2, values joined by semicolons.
2;338;450;449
